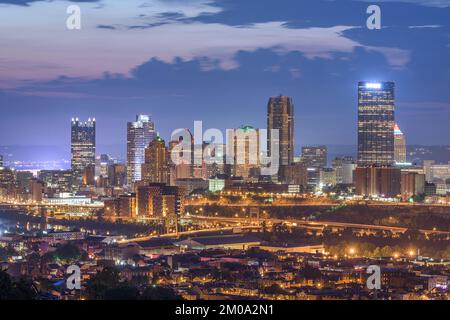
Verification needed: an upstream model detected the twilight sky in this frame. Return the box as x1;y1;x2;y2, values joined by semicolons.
0;0;449;159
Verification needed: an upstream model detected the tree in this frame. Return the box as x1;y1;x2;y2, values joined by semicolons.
140;286;181;300
85;267;121;300
104;285;139;300
0;270;36;300
52;243;84;263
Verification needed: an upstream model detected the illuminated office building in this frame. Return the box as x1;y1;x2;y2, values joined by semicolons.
142;136;170;184
267;95;294;181
301;146;327;189
228;125;260;181
332;156;357;184
127;115;156;185
357;82;395;166
71;118;96;186
355;166;401;198
394;123;406;163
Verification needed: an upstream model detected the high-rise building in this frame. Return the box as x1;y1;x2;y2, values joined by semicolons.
142;136;170;184
29;178;44;203
394;123;406;163
108;164;127;187
355;166;401;198
39;170;73;193
228;125;260;181
71;118;96;186
357;82;395;167
104;194;136;219
401;172;425;201
301;146;327;168
332;156;357;184
127;115;156;185
301;146;327;190
136;183;185;218
320;168;337;187
267;95;294;180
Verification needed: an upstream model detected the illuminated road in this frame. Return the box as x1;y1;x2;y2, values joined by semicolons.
187;215;450;236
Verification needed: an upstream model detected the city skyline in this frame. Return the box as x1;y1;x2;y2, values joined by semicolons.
0;0;449;153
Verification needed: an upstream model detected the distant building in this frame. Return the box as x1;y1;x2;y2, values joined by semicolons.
424;182;437;196
301;146;327;191
0;155;3;168
15;171;33;193
175;178;208;195
71;118;96;186
332;156;356;184
357;82;395;166
228;125;260;181
104;194;136;218
127;115;156;185
267;95;294;181
320;168;337;187
136;183;185;218
208;176;227;192
39;170;73;193
301;146;327;168
355;166;401;198
82;164;96;186
142;136;170;184
107;164;127;187
281;162;308;189
400;172;425;201
394;123;406;163
169;130;194;184
29;178;44;203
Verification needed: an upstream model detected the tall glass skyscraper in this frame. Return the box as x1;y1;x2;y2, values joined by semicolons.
394;123;406;163
71;118;96;185
357;82;395;167
127;114;156;185
267;95;294;180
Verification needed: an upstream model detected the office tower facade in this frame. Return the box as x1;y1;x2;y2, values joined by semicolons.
127;115;156;185
71;118;96;186
29;178;45;203
301;146;327;190
357;82;395;167
394;123;406;163
267;95;294;180
229;125;260;181
108;164;127;187
142;136;170;184
169;130;194;184
104;194;137;218
332;156;357;185
39;170;73;193
401;172;425;201
136;183;185;218
355;166;401;198
282;162;308;189
320;168;337;187
301;146;327;168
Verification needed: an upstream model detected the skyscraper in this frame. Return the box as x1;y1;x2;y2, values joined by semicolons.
357;82;395;167
394;123;406;163
267;95;294;180
301;145;327;190
301;146;327;168
127;115;156;185
142;136;170;184
229;125;260;181
71;118;96;185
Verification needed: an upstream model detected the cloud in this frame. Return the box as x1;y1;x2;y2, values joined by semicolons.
356;0;450;8
0;0;410;87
